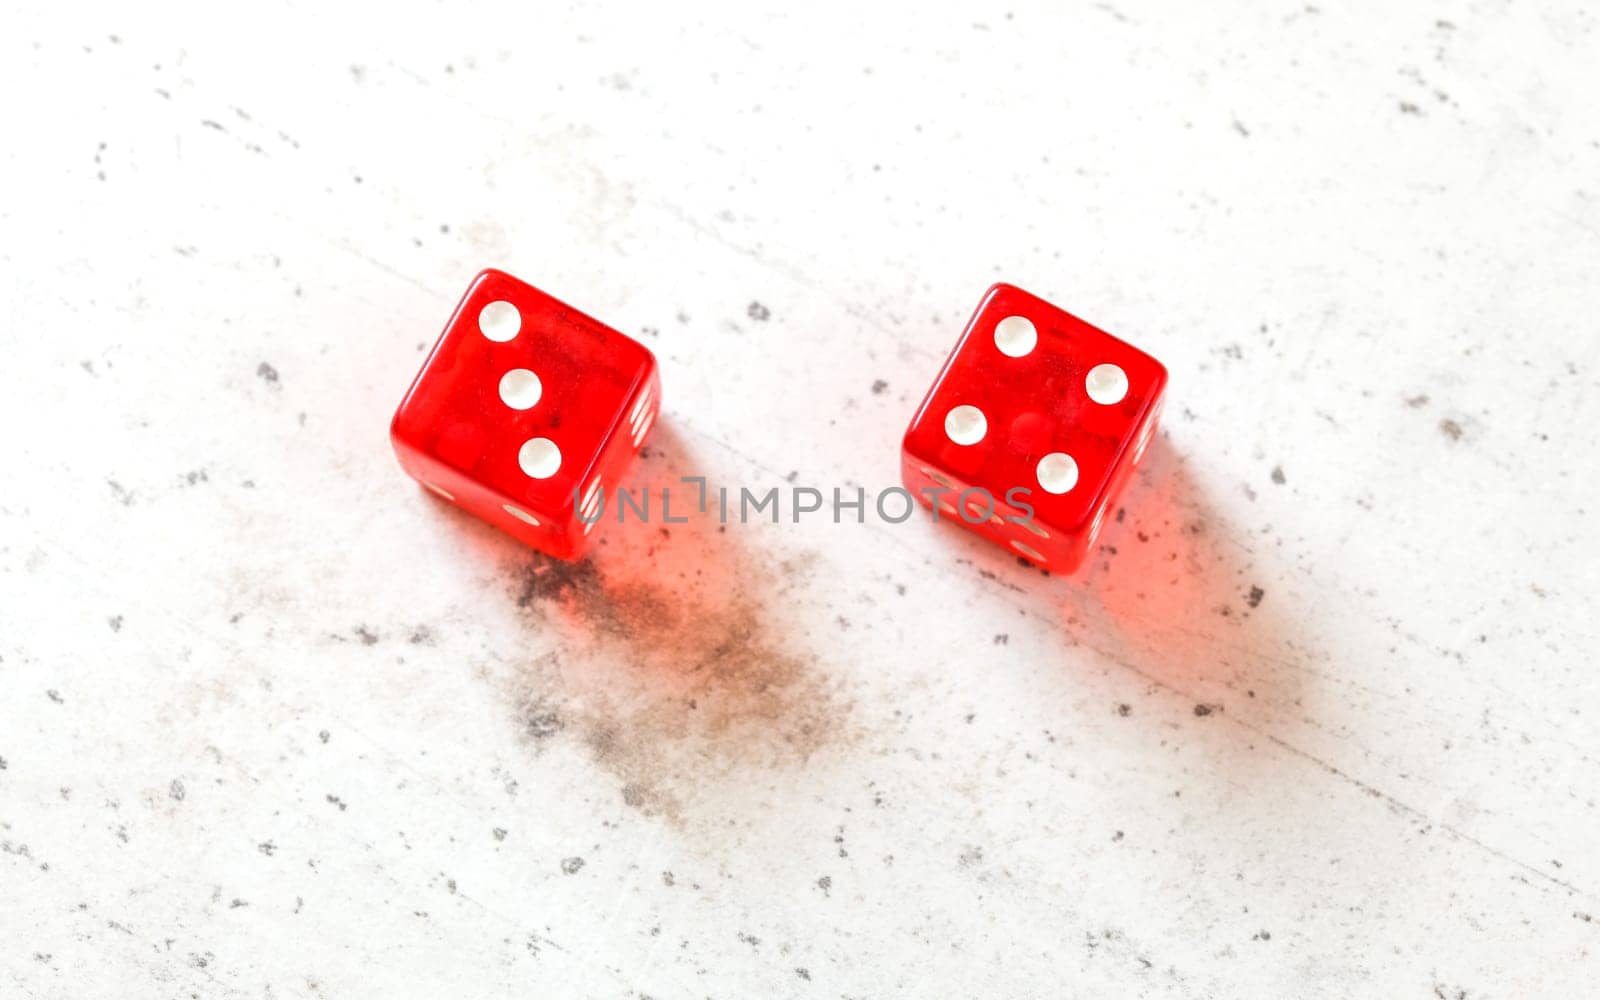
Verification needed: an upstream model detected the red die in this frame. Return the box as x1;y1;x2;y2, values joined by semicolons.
902;283;1167;574
391;269;659;560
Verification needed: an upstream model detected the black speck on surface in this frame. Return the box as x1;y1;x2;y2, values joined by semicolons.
169;779;185;801
871;379;888;395
1117;703;1132;717
258;841;276;856
560;856;585;874
256;362;280;384
1439;418;1464;441
326;794;347;811
353;625;379;646
46;690;63;704
318;730;330;744
522;699;564;741
796;968;812;980
1247;585;1265;609
1405;394;1431;408
746;301;771;321
0;756;8;770
1270;465;1286;485
492;827;507;841
1193;703;1215;717
108;615;123;632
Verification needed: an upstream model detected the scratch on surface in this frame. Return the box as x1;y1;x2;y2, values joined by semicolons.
1263;733;1589;897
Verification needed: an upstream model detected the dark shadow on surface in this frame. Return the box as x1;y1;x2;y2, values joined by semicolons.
899;432;1313;737
1062;433;1313;732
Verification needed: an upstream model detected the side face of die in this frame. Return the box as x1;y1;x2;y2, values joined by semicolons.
391;269;660;560
902;283;1167;573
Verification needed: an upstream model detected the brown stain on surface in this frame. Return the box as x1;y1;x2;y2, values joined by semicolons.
500;425;851;824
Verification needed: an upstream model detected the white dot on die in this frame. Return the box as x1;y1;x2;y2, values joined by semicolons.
498;368;543;410
629;386;655;445
1011;540;1047;564
518;437;562;479
1085;363;1129;405
479;300;521;342
1019;516;1050;539
944;405;988;446
1133;419;1156;463
993;315;1037;358
1036;452;1079;494
503;504;540;526
632;407;656;446
581;477;603;520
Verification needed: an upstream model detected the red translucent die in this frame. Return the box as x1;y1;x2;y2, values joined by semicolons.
902;283;1167;574
391;269;660;560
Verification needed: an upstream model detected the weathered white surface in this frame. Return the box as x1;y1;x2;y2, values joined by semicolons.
2;2;1598;996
